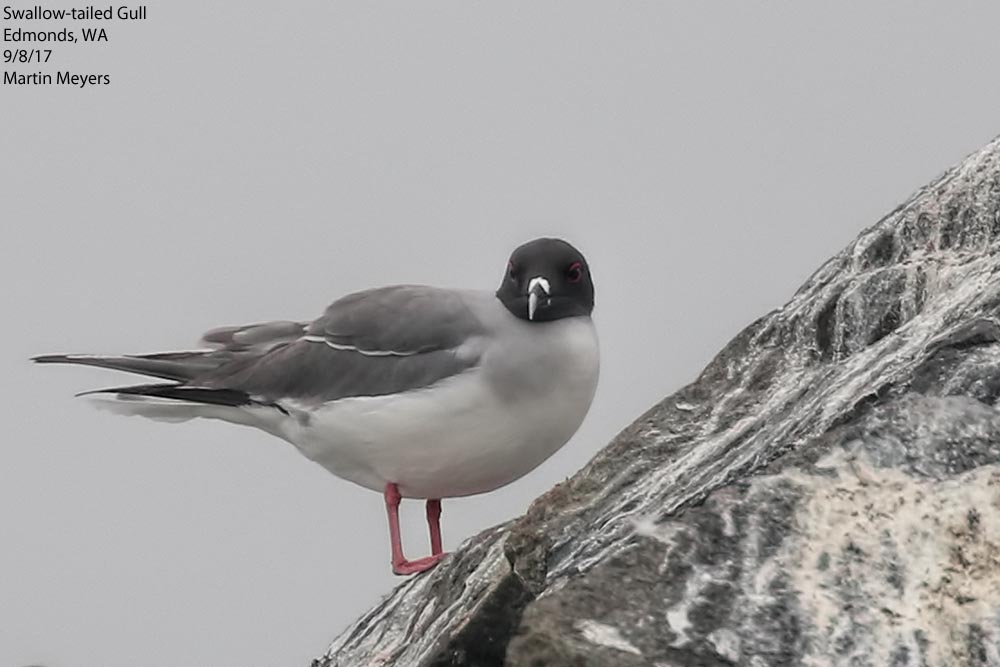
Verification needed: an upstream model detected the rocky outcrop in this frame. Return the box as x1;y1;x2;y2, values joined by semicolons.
314;135;1000;667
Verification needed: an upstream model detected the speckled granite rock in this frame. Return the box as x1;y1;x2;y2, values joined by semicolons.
314;135;1000;667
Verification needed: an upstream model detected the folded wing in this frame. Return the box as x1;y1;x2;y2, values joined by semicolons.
36;286;487;410
199;286;486;405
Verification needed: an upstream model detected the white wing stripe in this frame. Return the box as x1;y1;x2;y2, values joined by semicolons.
300;335;421;357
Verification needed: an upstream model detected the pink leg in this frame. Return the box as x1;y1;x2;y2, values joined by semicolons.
426;498;443;555
383;483;445;576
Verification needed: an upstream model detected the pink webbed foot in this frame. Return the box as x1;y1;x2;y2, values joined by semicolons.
391;552;446;576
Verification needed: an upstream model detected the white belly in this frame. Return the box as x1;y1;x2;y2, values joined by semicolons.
278;319;599;498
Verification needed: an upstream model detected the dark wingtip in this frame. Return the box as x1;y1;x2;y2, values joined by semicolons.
74;387;110;398
73;382;184;399
74;387;121;398
32;354;72;364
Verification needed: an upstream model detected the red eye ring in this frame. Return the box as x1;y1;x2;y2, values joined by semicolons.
566;261;583;283
507;261;517;280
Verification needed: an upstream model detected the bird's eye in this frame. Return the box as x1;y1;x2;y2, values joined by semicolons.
507;261;517;281
566;261;583;283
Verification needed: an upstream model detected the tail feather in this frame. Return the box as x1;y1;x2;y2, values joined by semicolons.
34;351;290;427
77;382;289;416
77;382;254;407
32;352;219;382
80;384;277;426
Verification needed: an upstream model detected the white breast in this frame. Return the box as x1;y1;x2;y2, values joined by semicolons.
278;317;599;498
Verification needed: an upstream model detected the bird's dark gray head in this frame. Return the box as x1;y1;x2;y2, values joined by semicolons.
496;238;595;322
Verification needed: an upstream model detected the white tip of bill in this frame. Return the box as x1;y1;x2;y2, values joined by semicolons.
526;276;550;321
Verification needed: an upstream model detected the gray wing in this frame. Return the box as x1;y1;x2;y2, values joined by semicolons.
196;286;486;404
308;285;481;353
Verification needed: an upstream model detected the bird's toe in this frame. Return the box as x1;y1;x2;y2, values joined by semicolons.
391;552;446;576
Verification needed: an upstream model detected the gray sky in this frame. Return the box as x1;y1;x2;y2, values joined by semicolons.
3;3;1000;666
